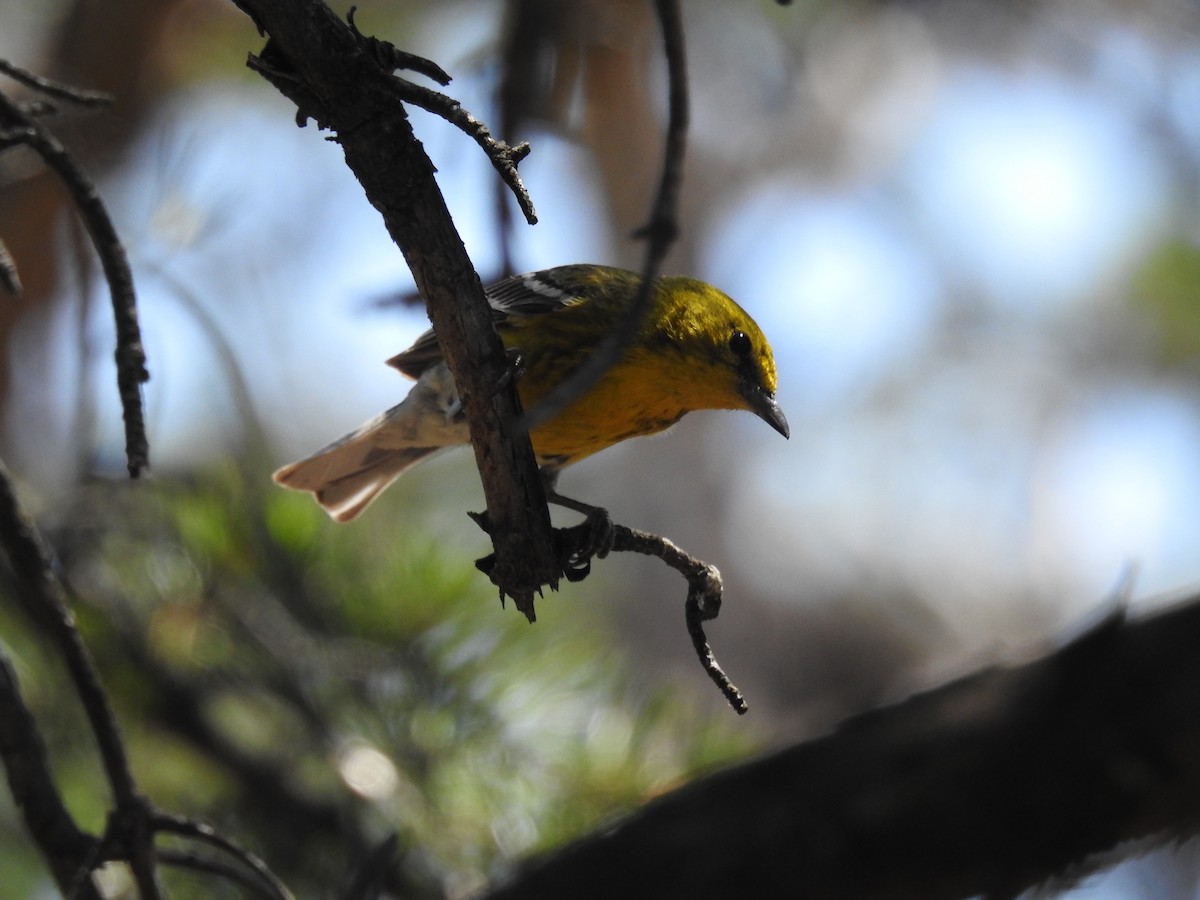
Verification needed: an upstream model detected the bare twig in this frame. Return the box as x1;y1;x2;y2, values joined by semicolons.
153;812;296;900
337;9;536;226
156;849;286;900
0;58;113;108
0;91;150;477
391;77;537;225
345;7;450;85
520;520;746;714
613;526;746;714
516;0;688;434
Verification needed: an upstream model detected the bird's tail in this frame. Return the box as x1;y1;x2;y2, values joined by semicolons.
273;366;466;522
273;436;443;523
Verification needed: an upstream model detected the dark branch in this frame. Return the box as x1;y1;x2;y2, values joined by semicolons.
345;7;451;85
393;78;536;226
156;849;286;900
601;525;744;714
515;0;688;433
0;648;102;897
153;812;296;900
482;597;1200;899
477;517;746;712
0;90;149;477
235;0;560;612
0;58;113;108
0;459;162;897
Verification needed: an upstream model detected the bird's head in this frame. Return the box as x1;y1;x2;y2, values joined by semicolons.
648;277;789;439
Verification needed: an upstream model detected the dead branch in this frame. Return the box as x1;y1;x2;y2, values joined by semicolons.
482;597;1200;899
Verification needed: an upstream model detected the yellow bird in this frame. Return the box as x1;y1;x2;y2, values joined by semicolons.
273;265;788;521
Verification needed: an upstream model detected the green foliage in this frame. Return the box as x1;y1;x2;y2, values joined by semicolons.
0;460;755;897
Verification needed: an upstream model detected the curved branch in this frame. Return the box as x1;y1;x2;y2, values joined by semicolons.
0;649;102;898
0;89;150;477
515;0;688;434
483;599;1200;899
153;812;296;900
0;459;162;897
601;524;746;714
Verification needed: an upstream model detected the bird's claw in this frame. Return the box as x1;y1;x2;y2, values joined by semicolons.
493;348;526;397
558;507;614;582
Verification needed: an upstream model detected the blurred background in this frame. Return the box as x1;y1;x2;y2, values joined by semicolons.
2;0;1200;896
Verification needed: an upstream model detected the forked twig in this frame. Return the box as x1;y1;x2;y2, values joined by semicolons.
390;78;536;225
341;8;537;226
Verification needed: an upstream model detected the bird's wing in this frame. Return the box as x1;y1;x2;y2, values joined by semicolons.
386;268;590;379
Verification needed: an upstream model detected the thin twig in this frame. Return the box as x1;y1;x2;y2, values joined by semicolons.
393;78;537;225
153;812;296;900
336;10;537;225
541;520;747;714
515;0;688;434
0;59;112;108
0;92;150;477
345;7;451;85
157;849;286;900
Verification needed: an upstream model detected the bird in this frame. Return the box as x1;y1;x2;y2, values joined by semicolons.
273;264;788;523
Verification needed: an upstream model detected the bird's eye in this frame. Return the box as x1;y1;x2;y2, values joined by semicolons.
728;330;752;357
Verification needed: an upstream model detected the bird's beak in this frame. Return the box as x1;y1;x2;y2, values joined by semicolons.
744;383;790;439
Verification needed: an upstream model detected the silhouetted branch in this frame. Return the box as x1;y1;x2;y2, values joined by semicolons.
0;459;162;897
516;0;688;433
609;526;745;713
342;8;536;226
235;0;560;612
482;598;1200;899
0;72;149;477
390;77;536;225
153;812;296;900
0;59;112;108
0;648;102;898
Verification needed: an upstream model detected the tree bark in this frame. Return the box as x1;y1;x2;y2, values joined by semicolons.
230;0;561;614
483;598;1200;899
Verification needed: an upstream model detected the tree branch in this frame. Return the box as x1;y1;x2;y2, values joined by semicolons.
516;0;688;433
0;648;102;898
0;79;149;477
0;459;163;897
482;597;1200;899
608;526;744;713
232;0;560;615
